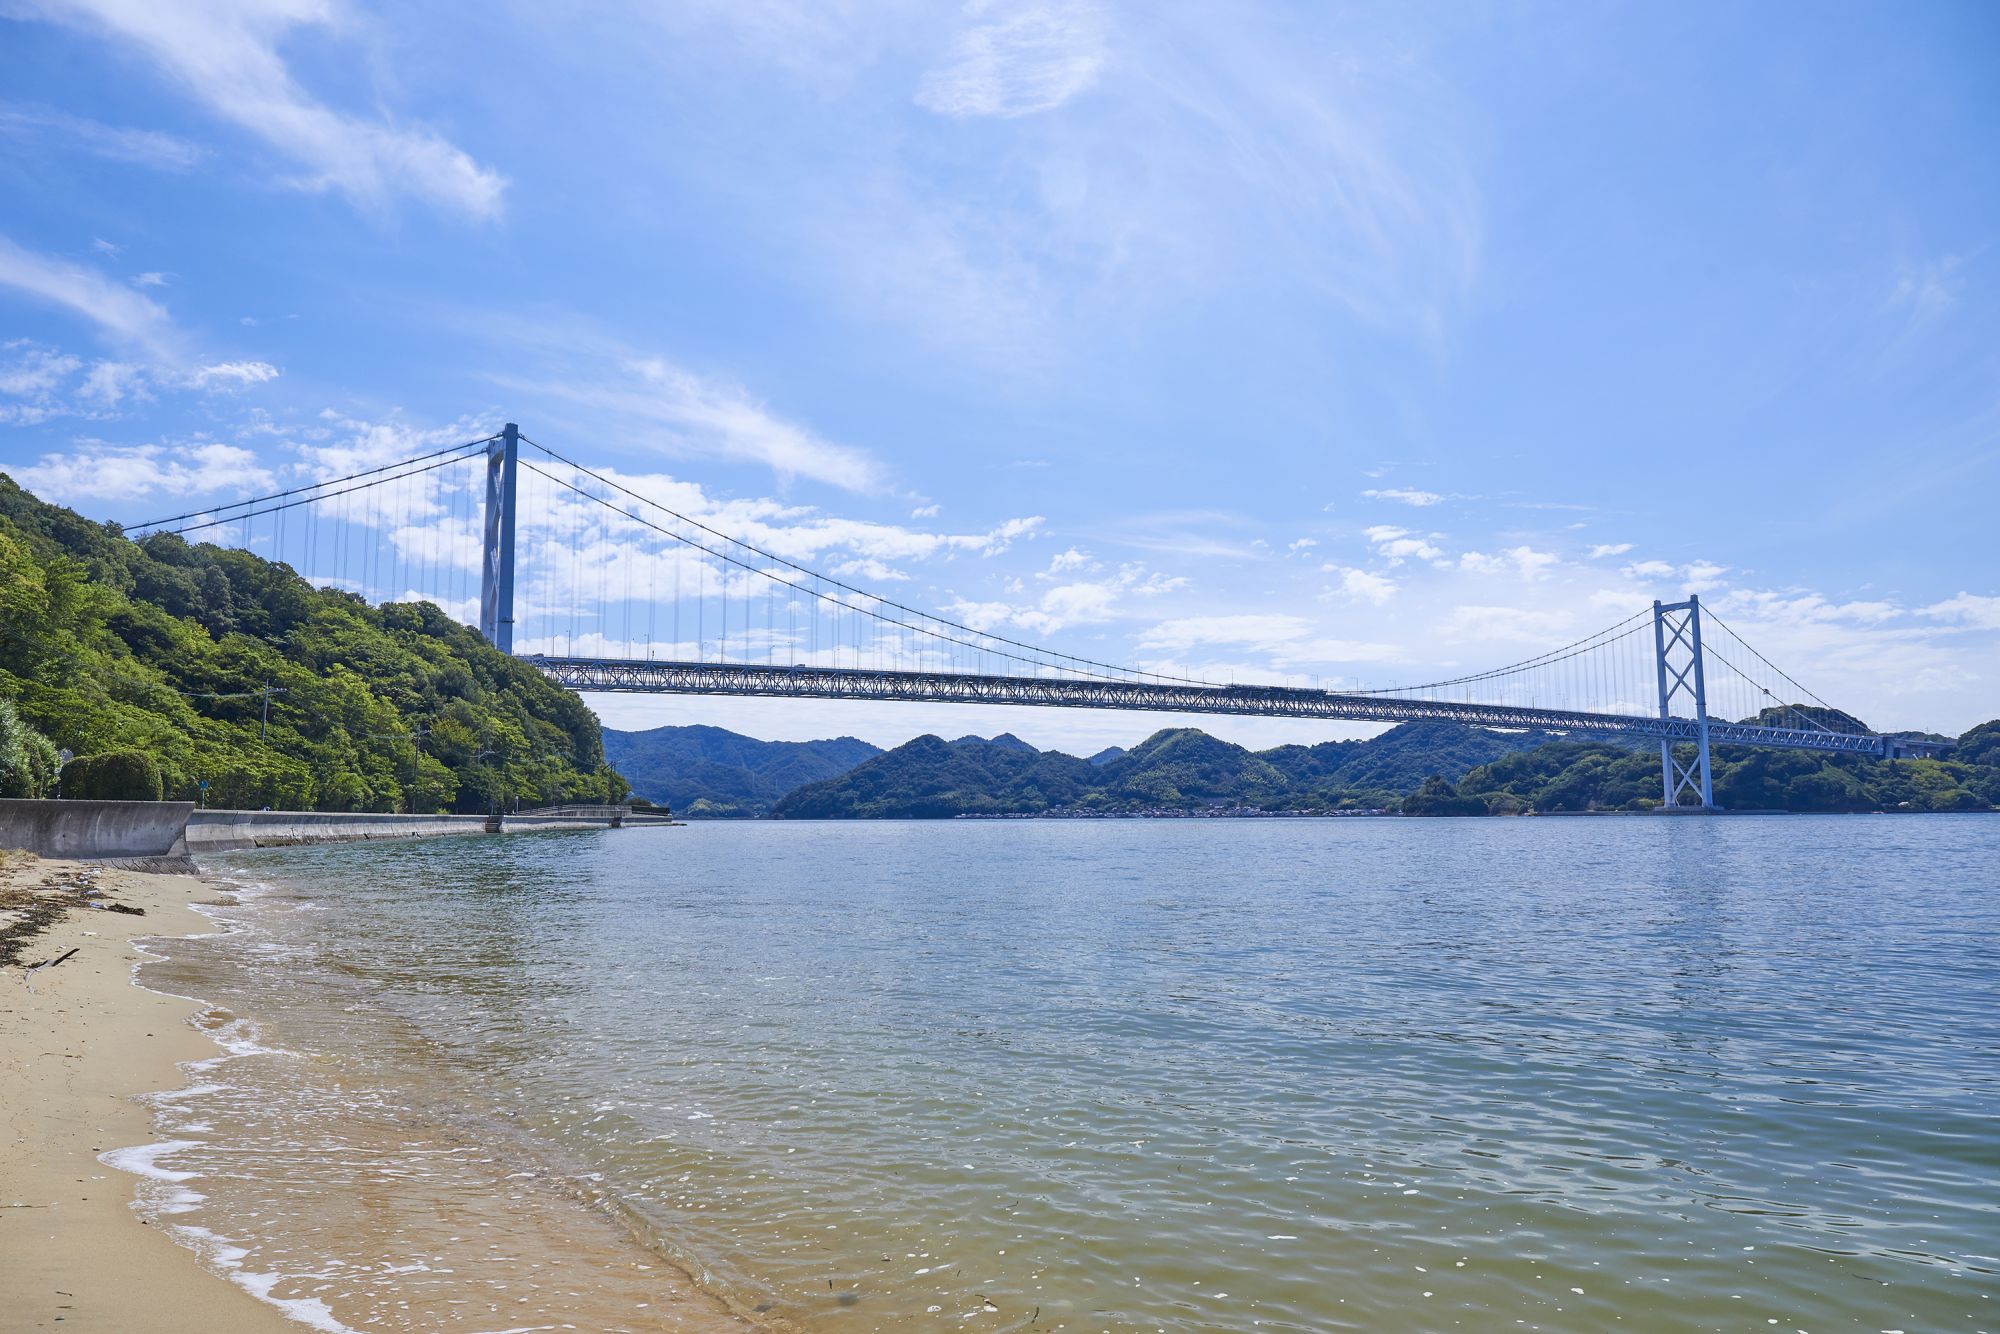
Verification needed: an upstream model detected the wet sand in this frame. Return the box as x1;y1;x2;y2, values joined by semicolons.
0;854;290;1332
1;851;763;1334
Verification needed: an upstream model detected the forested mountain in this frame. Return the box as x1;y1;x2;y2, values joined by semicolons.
769;721;1555;818
0;474;626;812
604;724;880;817
769;714;2000;818
1412;718;2000;814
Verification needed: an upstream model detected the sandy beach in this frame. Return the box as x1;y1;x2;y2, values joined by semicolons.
1;849;763;1334
0;853;291;1333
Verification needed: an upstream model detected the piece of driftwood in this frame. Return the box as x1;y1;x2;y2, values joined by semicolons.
22;946;80;993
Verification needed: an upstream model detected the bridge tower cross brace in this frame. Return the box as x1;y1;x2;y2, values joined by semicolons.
1652;594;1715;809
479;422;519;653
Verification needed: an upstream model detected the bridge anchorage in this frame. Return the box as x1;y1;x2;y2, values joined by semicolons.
131;424;1947;812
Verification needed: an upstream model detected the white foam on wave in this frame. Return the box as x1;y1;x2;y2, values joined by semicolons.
101;1139;201;1184
101;1141;208;1214
174;1225;362;1334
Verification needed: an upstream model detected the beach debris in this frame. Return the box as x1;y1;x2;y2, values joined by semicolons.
95;902;145;916
22;946;80;993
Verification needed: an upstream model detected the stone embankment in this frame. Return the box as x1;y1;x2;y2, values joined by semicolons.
0;799;661;863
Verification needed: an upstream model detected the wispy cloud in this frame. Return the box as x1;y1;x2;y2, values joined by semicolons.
1883;254;1964;332
1363;487;1443;507
504;351;892;494
0;234;175;356
916;0;1106;119
29;0;504;219
0;102;207;169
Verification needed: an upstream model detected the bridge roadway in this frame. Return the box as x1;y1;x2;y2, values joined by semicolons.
525;656;1920;759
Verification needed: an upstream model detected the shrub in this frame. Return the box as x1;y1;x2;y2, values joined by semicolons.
0;696;60;798
65;749;165;802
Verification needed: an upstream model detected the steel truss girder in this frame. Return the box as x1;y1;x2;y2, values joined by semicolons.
523;656;1891;759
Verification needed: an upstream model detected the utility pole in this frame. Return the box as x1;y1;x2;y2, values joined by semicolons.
259;679;289;741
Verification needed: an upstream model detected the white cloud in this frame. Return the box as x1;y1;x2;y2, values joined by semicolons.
0;336;272;420
1364;526;1442;565
1362;487;1443;507
0;343;82;398
1459;546;1558;581
1586;542;1632;558
191;360;280;388
513;353;892;494
831;557;911;583
1286;537;1318;554
15;440;274;503
915;0;1106;119
131;271;169;287
947;559;1183;636
79;359;147;407
1621;559;1676;580
1041;546;1093;576
1323;565;1396;606
1920;592;2000;631
31;0;505;219
0;102;207;170
0;233;175;355
910;503;941;519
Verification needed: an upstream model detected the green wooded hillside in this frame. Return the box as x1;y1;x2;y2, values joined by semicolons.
0;474;626;812
769;720;1554;818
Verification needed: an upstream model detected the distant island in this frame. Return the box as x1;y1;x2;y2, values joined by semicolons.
608;715;2000;818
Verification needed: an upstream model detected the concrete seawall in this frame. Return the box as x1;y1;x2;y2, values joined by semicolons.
0;799;197;860
182;810;498;854
0;800;660;862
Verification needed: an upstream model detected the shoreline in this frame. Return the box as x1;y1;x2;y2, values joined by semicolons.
0;853;292;1332
2;849;763;1334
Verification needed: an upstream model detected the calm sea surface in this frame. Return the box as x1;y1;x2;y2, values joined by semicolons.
133;817;1998;1332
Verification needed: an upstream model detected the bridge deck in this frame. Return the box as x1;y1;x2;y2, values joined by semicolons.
525;657;1897;759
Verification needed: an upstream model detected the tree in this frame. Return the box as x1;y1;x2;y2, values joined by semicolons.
0;696;59;797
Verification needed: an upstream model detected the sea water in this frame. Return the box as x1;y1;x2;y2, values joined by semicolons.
124;816;1998;1331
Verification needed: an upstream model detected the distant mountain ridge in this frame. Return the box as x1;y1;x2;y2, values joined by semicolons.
602;724;880;817
770;721;1553;819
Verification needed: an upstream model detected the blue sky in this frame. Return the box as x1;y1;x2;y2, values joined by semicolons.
2;0;1995;751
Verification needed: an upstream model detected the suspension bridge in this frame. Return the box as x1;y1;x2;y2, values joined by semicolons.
126;425;1944;810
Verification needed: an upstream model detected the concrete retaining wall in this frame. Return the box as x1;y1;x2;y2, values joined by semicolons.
0;798;196;859
1;801;661;861
182;809;498;854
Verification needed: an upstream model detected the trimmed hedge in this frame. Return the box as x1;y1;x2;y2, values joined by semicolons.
64;749;165;802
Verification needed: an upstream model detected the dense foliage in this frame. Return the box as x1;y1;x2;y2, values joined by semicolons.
766;716;2000;819
1422;726;2000;815
63;749;164;802
769;721;1554;818
604;723;880;817
0;695;60;797
0;474;626;812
